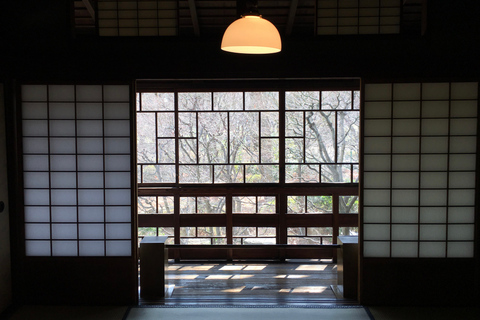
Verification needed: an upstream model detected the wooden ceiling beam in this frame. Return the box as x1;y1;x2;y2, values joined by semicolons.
286;0;299;35
188;0;201;36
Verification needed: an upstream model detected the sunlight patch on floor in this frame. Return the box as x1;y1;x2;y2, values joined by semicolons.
220;265;245;271
206;274;233;280
221;286;246;293
244;265;267;270
179;265;216;271
295;264;327;271
166;274;199;280
291;286;328;293
231;274;254;279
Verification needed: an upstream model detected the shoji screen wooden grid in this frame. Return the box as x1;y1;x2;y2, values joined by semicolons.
21;84;133;257
98;0;177;36
362;82;478;258
317;0;401;35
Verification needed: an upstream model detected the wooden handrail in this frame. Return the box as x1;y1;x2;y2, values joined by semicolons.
166;244;341;249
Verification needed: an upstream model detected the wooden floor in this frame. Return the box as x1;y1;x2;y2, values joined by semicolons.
141;259;355;306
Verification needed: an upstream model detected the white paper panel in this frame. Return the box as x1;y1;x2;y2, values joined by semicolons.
106;207;131;223
52;241;78;256
448;189;475;206
447;242;474;258
77;103;103;119
364;137;391;153
364;224;390;240
52;224;77;239
77;120;103;136
392;207;418;223
22;85;47;101
392;119;419;136
364;207;390;223
25;241;51;256
23;137;49;154
106;241;131;256
449;172;475;188
79;224;104;239
104;103;130;119
24;155;49;171
24;207;50;223
49;103;75;119
104;120;130;136
363;172;390;188
105;172;131;188
422;83;450;100
448;207;475;223
392;225;418;241
449;154;476;170
105;155;131;171
50;155;76;171
105;138;130;153
450;119;477;135
392;137;419;153
420;190;447;206
363;241;390;257
105;189;131;205
79;241;105;256
364;155;390;171
450;100;477;117
420;207;446;223
365;84;392;101
22;103;48;119
106;224;131;239
419;242;446;258
49;120;75;136
420;225;446;240
78;206;104;222
392;190;418;206
448;224;474;241
392;172;418;188
422;101;449;118
392;101;420;118
78;155;104;171
78;172;104;188
76;85;103;101
421;119;448;136
104;85;130;101
77;138;104;154
421;137;449;153
392;155;419;171
363;190;390;206
24;189;50;206
25;223;50;239
450;137;477;153
421;154;448;171
49;138;76;154
78;189;104;205
24;172;49;188
363;102;391;118
49;85;75;101
51;189;77;205
23;120;48;136
450;82;478;100
364;119;391;136
50;172;76;188
420;172;447;189
51;207;77;223
391;242;418;258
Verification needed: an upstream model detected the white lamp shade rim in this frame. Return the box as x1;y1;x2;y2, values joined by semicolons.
221;15;282;54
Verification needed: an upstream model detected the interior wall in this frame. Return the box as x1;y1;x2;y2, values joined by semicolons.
0;84;12;313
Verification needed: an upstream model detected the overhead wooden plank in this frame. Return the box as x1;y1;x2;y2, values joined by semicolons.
286;0;299;35
188;0;201;35
82;0;95;22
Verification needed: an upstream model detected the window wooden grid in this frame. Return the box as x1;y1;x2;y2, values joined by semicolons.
317;0;402;35
362;82;478;258
97;0;178;36
21;84;134;257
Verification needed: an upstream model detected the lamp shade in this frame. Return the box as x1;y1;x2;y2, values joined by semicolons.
221;15;281;54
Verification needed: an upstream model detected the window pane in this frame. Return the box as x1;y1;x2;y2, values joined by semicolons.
214;92;243;110
179;139;197;163
157;139;175;163
285;112;304;136
178;112;197;137
340;196;358;214
179;92;211;111
261;138;279;163
157;112;175;137
261;112;279;137
285;164;319;183
337;111;359;163
233;197;256;213
245;165;279;183
142;165;175;183
305;111;335;163
286;91;319;110
230;112;259;163
287;196;305;214
179;165;212;183
197;197;226;214
141;92;174;111
198;112;228;163
245;92;279;110
138;196;157;214
214;165;244;183
322;91;353;110
307;196;332;213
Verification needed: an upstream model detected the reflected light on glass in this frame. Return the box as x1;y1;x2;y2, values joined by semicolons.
221;15;281;54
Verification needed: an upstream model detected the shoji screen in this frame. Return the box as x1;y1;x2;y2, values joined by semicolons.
21;84;133;257
362;82;478;258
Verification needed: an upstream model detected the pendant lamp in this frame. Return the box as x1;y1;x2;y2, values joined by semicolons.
221;5;281;54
